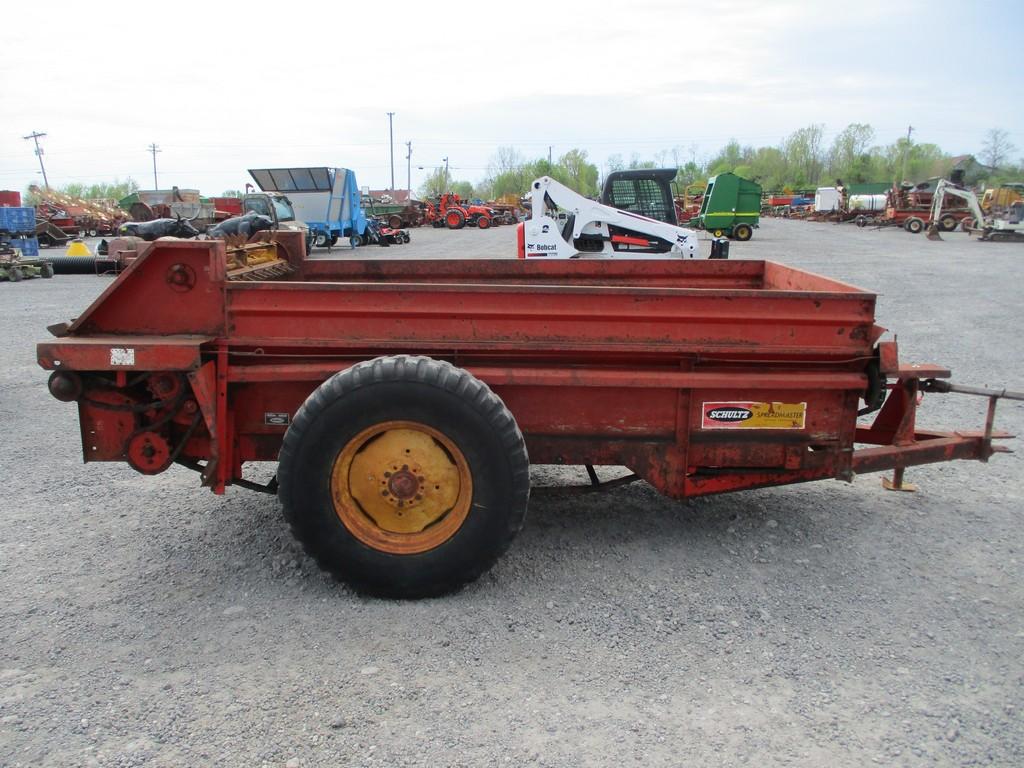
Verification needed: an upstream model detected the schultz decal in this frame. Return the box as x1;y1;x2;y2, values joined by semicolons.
707;407;753;423
264;412;291;426
702;401;807;430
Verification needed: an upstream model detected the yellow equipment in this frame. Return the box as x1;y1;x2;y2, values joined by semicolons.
981;184;1024;214
65;239;93;257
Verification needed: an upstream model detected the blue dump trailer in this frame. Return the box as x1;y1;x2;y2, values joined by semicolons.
247;167;368;248
0;207;37;236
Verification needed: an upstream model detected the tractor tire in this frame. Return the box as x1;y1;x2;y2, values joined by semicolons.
432;219;445;229
712;228;724;238
904;217;924;234
403;232;411;243
855;215;867;228
940;214;958;232
350;234;363;248
314;232;330;248
9;267;23;282
40;262;54;279
732;223;753;241
278;355;530;598
476;215;492;230
388;215;403;230
445;209;466;230
88;229;98;237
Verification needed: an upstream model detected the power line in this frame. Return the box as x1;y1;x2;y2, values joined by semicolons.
405;141;412;199
899;125;914;183
23;131;49;189
148;143;161;188
386;112;396;191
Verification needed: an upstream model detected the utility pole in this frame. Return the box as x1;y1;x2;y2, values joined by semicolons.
899;125;914;184
148;143;161;189
23;131;49;189
442;156;449;192
405;141;412;200
548;145;552;164
386;112;396;191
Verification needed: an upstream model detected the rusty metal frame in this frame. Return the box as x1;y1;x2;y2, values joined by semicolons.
36;242;1016;499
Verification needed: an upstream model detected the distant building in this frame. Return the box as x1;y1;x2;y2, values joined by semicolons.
933;155;994;186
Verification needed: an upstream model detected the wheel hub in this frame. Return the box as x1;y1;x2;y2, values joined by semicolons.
126;431;171;475
385;466;421;502
330;422;472;553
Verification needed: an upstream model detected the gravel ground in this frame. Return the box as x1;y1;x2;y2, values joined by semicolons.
2;220;1022;767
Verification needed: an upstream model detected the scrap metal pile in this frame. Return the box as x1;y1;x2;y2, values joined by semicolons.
31;185;126;236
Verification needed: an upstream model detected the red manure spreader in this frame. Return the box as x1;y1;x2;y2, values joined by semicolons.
38;237;1019;597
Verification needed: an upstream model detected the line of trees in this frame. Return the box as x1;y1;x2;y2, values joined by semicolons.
24;178;140;205
419;147;602;201
423;126;1020;201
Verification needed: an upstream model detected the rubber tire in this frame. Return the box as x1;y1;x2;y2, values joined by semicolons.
733;223;752;241
477;215;491;230
445;210;466;230
349;234;363;248
402;232;411;243
388;215;403;229
712;229;724;238
40;262;54;279
314;232;330;248
278;355;530;598
9;267;23;282
940;214;957;232
904;217;924;234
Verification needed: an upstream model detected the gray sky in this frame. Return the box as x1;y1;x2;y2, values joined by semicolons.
1;0;1019;197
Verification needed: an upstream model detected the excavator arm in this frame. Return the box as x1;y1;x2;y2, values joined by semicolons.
524;177;701;259
929;179;985;230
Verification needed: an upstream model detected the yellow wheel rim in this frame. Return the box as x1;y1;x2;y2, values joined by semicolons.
713;229;724;237
330;421;472;554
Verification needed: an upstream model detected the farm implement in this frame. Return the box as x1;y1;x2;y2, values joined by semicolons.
38;236;1018;597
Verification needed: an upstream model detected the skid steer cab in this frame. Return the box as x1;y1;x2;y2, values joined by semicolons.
516;177;709;260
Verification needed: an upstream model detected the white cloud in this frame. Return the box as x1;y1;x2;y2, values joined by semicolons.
0;0;1018;195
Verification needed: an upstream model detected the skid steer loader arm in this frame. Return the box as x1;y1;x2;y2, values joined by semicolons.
523;177;701;259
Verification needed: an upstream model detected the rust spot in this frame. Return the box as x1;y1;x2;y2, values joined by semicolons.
849;326;870;341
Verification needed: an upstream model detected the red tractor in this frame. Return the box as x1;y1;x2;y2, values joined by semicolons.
430;193;499;230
